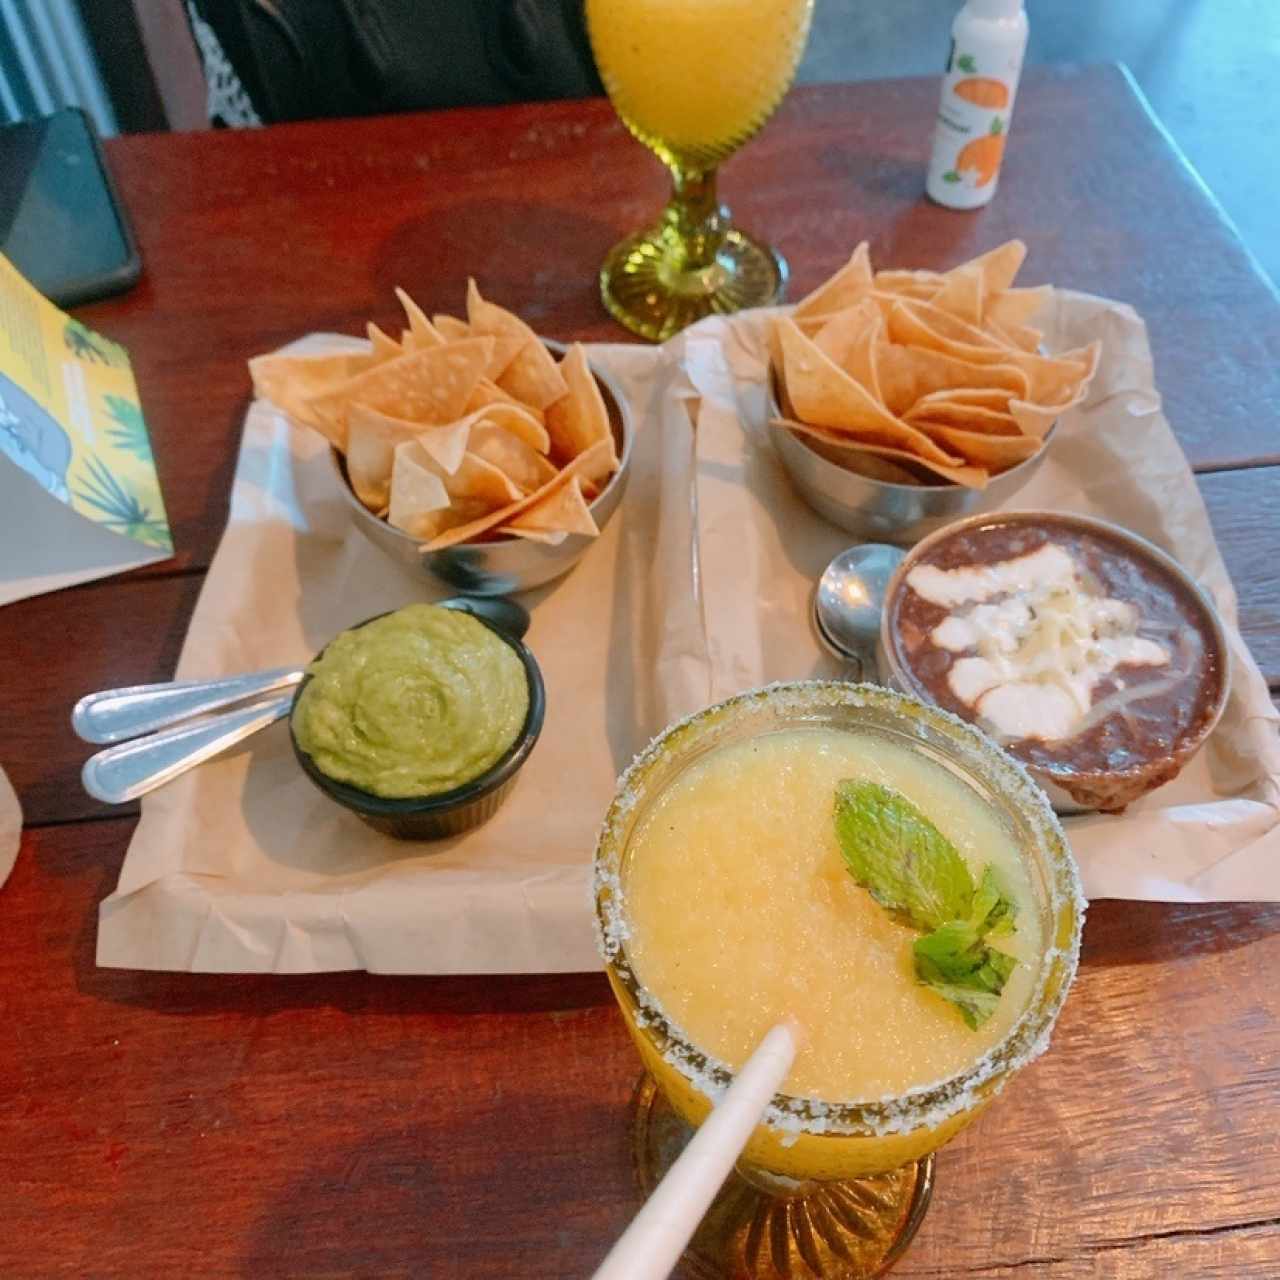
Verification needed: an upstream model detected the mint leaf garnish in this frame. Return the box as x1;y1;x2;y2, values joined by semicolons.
908;979;1002;1030
833;781;1019;1029
914;921;1017;1031
834;781;974;931
972;864;1017;938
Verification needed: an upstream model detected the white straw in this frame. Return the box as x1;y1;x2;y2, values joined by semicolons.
590;1020;801;1280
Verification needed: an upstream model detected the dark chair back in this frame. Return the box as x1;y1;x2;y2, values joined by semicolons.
189;0;602;124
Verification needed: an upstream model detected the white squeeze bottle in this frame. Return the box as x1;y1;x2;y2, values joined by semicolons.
926;0;1029;209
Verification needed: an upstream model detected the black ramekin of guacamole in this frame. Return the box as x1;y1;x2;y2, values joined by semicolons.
289;603;545;840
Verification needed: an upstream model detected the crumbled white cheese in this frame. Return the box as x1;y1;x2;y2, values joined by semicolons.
906;545;1169;741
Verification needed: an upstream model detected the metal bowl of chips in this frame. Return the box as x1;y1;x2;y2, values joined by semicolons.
768;363;1055;547
337;340;633;595
762;239;1104;546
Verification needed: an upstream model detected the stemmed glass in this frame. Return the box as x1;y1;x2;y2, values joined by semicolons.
594;683;1084;1278
585;0;815;341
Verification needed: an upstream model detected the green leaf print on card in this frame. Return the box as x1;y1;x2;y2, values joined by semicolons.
103;395;153;461
64;319;127;368
74;454;172;550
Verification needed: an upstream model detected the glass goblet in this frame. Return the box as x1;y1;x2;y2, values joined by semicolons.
586;0;815;341
594;683;1084;1278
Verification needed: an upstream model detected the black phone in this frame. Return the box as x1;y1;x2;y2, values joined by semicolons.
0;107;141;307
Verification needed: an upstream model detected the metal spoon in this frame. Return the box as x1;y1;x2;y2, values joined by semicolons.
812;544;905;679
75;595;531;804
74;666;304;746
72;595;530;744
80;692;297;805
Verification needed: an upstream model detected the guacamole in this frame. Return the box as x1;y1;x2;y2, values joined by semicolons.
292;604;528;799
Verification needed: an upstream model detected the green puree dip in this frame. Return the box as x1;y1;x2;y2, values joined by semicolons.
292;604;528;799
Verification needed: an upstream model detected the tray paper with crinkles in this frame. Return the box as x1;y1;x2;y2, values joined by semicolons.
94;266;1280;978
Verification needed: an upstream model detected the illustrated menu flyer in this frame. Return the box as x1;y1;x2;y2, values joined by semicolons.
0;252;171;604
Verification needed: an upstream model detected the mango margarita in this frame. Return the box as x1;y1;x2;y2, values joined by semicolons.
624;727;1041;1100
595;683;1083;1180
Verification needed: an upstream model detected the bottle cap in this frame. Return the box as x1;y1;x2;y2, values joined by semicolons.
966;0;1024;18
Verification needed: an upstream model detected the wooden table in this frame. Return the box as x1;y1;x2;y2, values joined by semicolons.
4;65;1280;1277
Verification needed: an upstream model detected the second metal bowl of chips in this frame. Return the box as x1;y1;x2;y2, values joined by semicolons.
337;340;633;595
767;364;1055;546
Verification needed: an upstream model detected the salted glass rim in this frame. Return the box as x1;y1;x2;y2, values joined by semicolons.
593;680;1086;1140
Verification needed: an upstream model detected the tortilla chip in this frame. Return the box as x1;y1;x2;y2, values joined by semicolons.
930;264;984;327
544;342;617;466
794;242;872;319
774;317;966;468
576;438;620;494
903;400;1021;436
249;350;377;435
448;450;525;506
413;421;473;475
774;417;988;488
346;405;429;509
387;446;452;539
873;269;943;301
791;315;833;340
1007;346;1100;439
1014;341;1098;403
485;334;527;383
1007;400;1059;440
505;475;598;538
396;287;445;349
986;319;1042;352
890;301;1091;402
813;300;882;395
911;387;1014;413
910;422;1042;469
773;419;920;483
987;285;1051;328
873;342;1030;415
306;338;492;448
366;322;402;362
949;240;1026;293
409;439;521;504
433;314;469;340
442;402;549;455
422;438;611;550
468;420;559;492
499;338;569;411
466;279;567;409
885;297;1006;357
464;376;545;425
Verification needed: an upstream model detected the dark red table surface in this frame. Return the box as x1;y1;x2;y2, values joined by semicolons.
3;65;1280;1277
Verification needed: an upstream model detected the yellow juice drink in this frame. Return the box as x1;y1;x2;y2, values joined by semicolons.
595;684;1083;1181
586;0;814;164
624;728;1040;1101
